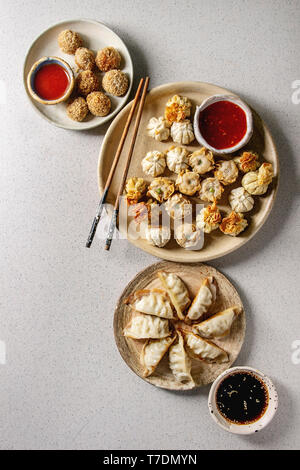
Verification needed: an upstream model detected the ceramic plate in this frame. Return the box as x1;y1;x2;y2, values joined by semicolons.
23;19;133;130
98;81;279;262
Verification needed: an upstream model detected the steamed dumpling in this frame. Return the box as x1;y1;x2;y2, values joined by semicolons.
165;95;192;123
169;331;194;385
186;276;216;321
166;146;190;173
125;288;175;319
158;271;191;320
234;151;260;173
123;313;171;339
145;225;171;248
164;193;193;220
214;160;239;185
171;120;195;145
146;116;170;141
175;223;202;250
147;177;175;202
183;330;229;363
220;211;248;236
192;307;240;339
189;148;215;174
141;335;175;377
196;201;222;233
175;170;201;196
142;150;166;177
199;177;224;202
242;162;274;195
229;187;254;213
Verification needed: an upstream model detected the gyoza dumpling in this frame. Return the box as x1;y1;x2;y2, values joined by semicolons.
183;331;229;363
176;170;201;196
158;271;191;320
186;277;217;321
234;151;260;173
192;307;241;339
164;193;193;220
175;223;203;250
196;201;222;233
166;146;190;173
125;289;175;319
145;225;171;248
214;160;239;185
123;313;171;339
242;162;274;195
142;150;166;177
189;148;215;175
146;116;170;141
147;177;175;202
169;331;194;386
220;211;248;236
171;120;195;145
199;177;224;202
229;187;254;213
141;335;175;377
165;95;192;123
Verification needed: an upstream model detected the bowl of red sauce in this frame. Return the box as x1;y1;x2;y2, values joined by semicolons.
208;366;278;435
27;56;75;105
194;95;253;155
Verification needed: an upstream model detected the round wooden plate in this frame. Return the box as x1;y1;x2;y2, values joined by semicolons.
98;81;279;262
114;261;246;390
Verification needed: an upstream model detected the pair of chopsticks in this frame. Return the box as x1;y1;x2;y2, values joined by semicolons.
86;76;150;250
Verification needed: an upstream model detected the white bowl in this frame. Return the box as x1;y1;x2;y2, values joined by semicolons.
194;94;253;155
208;366;278;435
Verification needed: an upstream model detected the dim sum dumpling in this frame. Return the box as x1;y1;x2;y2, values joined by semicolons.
125;177;147;204
123;313;171;339
196;201;222;233
242;163;274;195
214;160;239;185
166;146;190;173
183;331;229;363
228;187;254;213
171;120;195;145
189;148;215;174
192;306;241;339
147;177;175;202
186;277;216;321
199;177;224;202
145;225;171;248
142;150;166;177
165;95;192;123
176;170;201;196
125;289;175;319
164;193;193;220
141;335;175;377
220;211;248;236
158;271;191;320
175;223;202;250
169;331;194;385
146;116;170;141
234;151;260;173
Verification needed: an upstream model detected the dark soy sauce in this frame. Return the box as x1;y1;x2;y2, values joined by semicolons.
216;372;269;424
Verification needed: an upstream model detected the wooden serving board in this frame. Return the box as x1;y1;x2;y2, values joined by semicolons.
114;261;246;390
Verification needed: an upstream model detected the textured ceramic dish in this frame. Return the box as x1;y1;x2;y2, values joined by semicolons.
114;261;246;391
23;18;133;130
208;366;278;434
27;56;75;105
98;81;279;263
193;94;253;155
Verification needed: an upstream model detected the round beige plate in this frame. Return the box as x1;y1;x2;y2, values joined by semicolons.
23;19;133;130
114;261;246;390
98;81;279;262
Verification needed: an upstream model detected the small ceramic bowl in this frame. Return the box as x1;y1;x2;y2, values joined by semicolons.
27;56;75;105
208;366;278;435
193;94;253;155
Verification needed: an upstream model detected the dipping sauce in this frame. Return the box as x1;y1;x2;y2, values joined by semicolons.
216;372;269;425
34;63;69;101
199;100;247;150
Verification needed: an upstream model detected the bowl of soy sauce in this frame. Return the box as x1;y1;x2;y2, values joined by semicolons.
208;366;278;434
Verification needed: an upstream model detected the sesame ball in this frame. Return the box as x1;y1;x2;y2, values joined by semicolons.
75;47;95;71
95;47;121;72
86;92;111;116
67;97;88;122
76;70;100;96
102;70;129;97
58;29;83;54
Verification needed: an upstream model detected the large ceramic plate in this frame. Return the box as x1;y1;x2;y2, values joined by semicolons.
114;261;246;390
23;19;133;130
98;81;279;262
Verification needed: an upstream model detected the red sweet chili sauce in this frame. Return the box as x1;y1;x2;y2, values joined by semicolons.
199;100;247;150
34;63;69;101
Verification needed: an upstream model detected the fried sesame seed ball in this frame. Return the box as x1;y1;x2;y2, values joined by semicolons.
95;47;121;72
76;70;100;96
67;97;88;122
58;29;83;54
102;69;129;97
75;47;95;71
86;92;111;116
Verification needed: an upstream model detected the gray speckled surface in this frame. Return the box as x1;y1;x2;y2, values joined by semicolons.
1;0;300;450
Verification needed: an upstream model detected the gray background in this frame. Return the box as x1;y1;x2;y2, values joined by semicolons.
1;0;299;450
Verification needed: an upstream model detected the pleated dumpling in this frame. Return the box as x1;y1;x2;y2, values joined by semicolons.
166;146;190;173
228;187;254;213
169;331;194;385
145;225;171;248
123;313;171;339
186;276;217;321
141;335;175;377
146;116;170;141
183;331;229;363
171;120;195;145
192;307;240;339
242;163;274;195
125;289;175;319
158;271;191;320
141;150;166;177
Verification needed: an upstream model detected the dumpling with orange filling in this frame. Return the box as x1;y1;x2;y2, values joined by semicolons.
125;177;147;204
196;201;222;233
234;151;260;173
214;160;238;185
220;211;248;236
165;95;192;123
